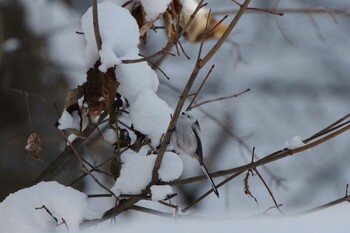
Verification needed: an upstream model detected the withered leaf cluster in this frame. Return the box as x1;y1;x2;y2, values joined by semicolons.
126;0;227;45
83;61;119;121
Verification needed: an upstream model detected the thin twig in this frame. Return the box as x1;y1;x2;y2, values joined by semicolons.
190;88;250;109
59;131;118;200
214;7;350;17
293;194;350;216
199;0;251;68
308;10;325;42
32;111;109;184
186;64;215;111
130;205;174;218
203;15;229;37
103;197;141;218
254;168;283;214
35;205;69;231
274;17;293;44
177;40;191;60
147;60;171;80
182;171;244;212
24;92;33;131
231;0;283;16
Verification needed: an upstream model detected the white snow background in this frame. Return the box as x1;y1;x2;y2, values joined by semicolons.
2;0;350;232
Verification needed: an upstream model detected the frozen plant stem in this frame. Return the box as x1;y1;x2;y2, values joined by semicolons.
92;0;102;51
151;0;251;183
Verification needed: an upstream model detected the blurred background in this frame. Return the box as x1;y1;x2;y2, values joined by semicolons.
1;0;350;216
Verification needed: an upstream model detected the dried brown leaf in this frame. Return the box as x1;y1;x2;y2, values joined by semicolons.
184;11;227;43
110;157;122;180
63;86;84;110
83;60;119;122
163;1;185;43
25;132;42;161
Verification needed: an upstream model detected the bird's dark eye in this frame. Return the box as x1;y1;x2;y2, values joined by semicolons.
187;115;190;118
181;112;185;115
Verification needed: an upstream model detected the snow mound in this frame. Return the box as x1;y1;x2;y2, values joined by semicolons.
81;2;139;70
0;181;101;233
111;150;183;196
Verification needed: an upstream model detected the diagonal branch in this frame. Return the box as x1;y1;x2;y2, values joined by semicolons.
151;0;251;184
292;185;350;216
165;114;350;186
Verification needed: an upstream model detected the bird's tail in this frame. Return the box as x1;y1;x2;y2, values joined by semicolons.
200;163;219;198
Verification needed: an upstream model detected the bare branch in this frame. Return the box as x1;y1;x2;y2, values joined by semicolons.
231;0;283;16
151;0;251;185
186;64;215;111
182;171;244;212
130;205;174;218
214;7;350;17
203;15;229;37
190;88;250;109
293;187;350;216
59;131;118;200
165;114;350;186
35;205;69;231
254;168;283;214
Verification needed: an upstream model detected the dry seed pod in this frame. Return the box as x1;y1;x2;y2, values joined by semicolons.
110;157;122;180
25;132;42;161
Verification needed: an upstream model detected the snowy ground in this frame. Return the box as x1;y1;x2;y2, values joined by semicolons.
1;181;349;233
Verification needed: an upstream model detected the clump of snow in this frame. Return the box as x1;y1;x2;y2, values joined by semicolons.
0;181;101;233
139;0;172;22
57;110;80;130
158;152;183;182
111;150;183;196
129;89;173;145
181;0;208;20
105;0;171;22
150;185;173;201
81;2;139;70
115;61;159;103
284;135;305;149
98;42;122;72
111;150;154;196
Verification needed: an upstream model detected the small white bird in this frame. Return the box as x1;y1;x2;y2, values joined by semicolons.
171;112;219;197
